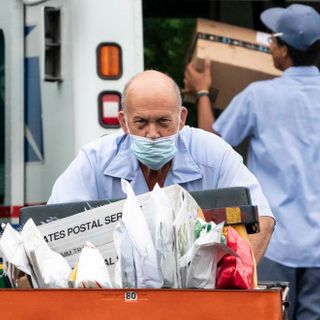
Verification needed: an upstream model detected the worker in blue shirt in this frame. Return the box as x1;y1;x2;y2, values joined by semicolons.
183;4;320;320
48;69;275;264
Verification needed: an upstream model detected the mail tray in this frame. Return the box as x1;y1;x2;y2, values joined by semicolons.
0;288;283;320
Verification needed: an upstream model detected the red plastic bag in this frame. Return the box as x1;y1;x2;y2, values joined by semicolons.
215;226;255;289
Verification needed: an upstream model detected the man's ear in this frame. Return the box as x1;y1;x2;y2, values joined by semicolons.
179;106;188;130
282;45;289;58
118;110;129;134
281;45;294;68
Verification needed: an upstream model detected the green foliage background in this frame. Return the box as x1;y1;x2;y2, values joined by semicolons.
143;18;198;127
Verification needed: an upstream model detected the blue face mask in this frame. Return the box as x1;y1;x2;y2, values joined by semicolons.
130;133;178;170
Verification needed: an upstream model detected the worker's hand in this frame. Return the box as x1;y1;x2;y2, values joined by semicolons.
183;59;212;94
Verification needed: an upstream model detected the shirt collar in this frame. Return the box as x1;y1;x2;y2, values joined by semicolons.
283;66;320;77
104;129;203;184
167;131;203;184
104;134;138;181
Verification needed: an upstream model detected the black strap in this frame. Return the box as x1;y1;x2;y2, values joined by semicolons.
196;32;270;54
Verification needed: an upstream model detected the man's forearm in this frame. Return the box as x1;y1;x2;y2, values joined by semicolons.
197;95;215;133
248;216;275;264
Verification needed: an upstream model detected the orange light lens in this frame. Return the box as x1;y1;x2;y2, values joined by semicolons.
98;44;121;78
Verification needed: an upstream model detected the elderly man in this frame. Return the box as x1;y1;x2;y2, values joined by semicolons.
48;69;275;263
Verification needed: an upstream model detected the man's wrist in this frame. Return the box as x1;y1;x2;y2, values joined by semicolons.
196;90;210;99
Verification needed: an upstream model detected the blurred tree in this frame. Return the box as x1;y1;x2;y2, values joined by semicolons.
143;18;198;127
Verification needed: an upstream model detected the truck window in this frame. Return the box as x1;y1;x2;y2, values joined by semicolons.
0;30;4;204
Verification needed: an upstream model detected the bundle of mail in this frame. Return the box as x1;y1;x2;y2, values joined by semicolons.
0;179;236;289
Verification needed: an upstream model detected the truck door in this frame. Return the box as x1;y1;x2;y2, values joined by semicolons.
0;0;24;224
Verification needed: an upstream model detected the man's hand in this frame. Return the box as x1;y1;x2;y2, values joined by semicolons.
248;216;275;264
183;59;212;93
183;59;215;133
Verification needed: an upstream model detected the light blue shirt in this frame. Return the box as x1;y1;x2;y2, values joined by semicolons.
48;126;272;219
214;66;320;267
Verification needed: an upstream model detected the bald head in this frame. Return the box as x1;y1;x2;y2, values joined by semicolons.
122;70;182;111
118;70;188;139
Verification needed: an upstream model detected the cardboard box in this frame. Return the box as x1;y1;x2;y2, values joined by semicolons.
185;18;282;109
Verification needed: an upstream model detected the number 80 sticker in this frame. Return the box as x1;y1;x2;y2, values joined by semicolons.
124;291;138;301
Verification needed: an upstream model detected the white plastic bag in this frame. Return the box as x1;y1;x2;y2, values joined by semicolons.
74;241;112;288
0;223;37;287
21;219;71;288
119;179;163;288
0;223;32;276
173;190;198;287
113;220;136;288
183;221;232;288
149;184;177;288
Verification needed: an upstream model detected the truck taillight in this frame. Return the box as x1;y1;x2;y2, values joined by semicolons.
98;92;121;128
97;43;122;79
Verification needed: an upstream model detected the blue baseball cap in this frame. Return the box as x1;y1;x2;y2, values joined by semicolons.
260;4;320;52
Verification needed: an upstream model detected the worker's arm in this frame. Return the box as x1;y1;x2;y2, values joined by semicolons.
183;59;216;133
248;216;275;264
196;95;215;133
